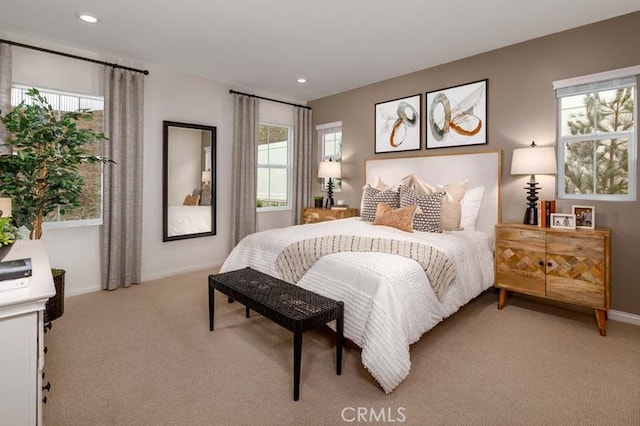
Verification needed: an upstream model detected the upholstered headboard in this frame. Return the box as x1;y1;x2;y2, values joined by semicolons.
364;150;501;235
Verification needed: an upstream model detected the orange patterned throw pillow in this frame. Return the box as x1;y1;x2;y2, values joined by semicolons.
183;194;199;206
373;203;417;232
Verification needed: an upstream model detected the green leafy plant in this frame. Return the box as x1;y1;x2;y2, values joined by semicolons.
314;195;323;201
0;216;20;246
0;88;110;239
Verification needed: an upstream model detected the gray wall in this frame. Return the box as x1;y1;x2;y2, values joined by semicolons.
309;12;640;315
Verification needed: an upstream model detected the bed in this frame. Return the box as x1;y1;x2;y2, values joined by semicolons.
167;205;211;236
220;150;502;393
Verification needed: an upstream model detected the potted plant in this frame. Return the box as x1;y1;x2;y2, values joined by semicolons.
0;216;21;260
0;88;110;319
314;195;323;208
0;88;109;239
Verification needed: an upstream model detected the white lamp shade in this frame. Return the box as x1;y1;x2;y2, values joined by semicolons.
511;146;557;176
0;198;11;217
201;170;211;183
317;161;342;179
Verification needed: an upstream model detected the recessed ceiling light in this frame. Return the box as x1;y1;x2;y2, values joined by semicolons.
75;12;100;24
297;78;307;84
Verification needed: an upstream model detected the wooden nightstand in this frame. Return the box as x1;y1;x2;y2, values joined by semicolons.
494;223;611;336
300;207;359;224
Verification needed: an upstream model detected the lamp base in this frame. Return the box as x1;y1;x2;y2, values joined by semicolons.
523;207;538;225
324;178;335;209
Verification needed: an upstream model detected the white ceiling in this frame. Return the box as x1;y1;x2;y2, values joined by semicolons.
1;0;639;102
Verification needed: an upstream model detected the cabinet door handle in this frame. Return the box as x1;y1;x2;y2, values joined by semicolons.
42;381;51;392
538;261;544;266
547;262;552;267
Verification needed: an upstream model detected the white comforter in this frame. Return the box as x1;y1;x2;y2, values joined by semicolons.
220;218;494;393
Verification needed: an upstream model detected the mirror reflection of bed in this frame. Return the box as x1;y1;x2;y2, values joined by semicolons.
163;121;216;242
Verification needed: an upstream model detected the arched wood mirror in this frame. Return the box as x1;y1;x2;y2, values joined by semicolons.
162;121;216;242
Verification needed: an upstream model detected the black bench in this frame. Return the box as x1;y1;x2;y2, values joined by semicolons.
208;267;344;401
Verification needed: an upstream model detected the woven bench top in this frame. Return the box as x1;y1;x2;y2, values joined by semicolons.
209;267;340;322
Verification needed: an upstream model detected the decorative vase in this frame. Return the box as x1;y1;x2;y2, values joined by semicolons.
314;198;323;208
0;243;14;261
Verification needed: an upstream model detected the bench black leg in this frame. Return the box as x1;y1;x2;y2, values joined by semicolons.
336;301;344;375
293;323;302;401
209;285;215;331
245;306;250;318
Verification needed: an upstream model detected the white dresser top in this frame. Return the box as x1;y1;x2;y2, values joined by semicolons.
0;240;56;318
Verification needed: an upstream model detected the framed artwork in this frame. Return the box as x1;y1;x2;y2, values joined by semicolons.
425;79;488;149
375;94;422;153
573;205;595;229
550;213;576;230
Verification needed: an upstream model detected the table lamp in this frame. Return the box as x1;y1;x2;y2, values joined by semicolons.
511;141;557;225
317;160;342;208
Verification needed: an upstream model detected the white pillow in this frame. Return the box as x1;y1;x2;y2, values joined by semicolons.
360;177;390;213
460;186;485;231
400;174;437;195
373;176;388;190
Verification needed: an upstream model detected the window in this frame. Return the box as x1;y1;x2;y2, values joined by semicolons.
554;68;638;201
10;84;105;225
257;123;291;210
317;121;342;191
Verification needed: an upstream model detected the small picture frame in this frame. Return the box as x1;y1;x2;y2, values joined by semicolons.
572;205;595;229
550;213;576;229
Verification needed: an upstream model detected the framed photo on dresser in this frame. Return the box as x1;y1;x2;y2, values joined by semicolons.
573;205;595;229
550;213;576;230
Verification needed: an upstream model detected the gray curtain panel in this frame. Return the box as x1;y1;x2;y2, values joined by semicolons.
291;106;313;224
101;67;144;290
230;94;259;247
0;43;11;156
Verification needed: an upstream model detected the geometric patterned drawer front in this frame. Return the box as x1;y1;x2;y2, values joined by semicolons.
495;245;545;296
496;246;544;274
547;254;605;284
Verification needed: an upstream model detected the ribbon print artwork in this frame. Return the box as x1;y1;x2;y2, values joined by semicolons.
426;80;487;149
375;94;422;153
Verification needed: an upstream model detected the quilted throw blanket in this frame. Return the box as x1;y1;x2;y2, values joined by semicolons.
275;235;455;300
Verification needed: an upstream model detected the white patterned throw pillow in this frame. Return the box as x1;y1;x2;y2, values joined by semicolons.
399;184;446;232
360;184;401;222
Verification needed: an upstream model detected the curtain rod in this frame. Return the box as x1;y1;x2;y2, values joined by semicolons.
229;89;311;110
0;38;149;76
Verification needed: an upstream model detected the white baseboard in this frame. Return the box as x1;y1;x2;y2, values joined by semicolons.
609;309;640;326
63;263;220;298
66;284;101;297
141;261;220;282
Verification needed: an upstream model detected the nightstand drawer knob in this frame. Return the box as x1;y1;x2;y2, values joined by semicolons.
547;262;552;267
538;261;544;266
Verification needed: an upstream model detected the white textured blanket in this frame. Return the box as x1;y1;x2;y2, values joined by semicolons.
275;235;455;299
220;218;494;393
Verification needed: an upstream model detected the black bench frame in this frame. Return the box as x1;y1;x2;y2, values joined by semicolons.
208;267;344;401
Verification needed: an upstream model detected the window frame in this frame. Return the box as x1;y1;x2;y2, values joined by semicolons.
554;70;638;202
317;121;343;192
10;84;105;227
256;122;292;212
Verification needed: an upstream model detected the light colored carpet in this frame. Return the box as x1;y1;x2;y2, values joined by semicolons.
43;268;640;425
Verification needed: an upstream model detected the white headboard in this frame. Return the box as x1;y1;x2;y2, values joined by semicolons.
365;150;502;235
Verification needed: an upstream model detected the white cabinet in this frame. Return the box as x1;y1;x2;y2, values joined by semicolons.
0;241;55;426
